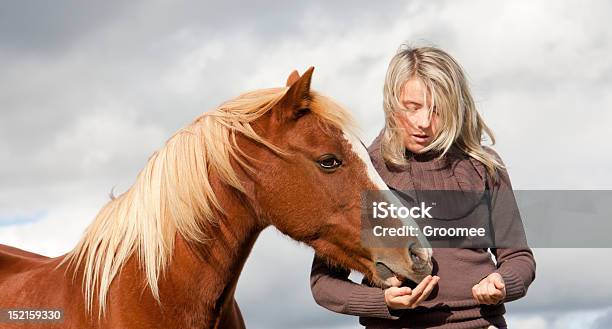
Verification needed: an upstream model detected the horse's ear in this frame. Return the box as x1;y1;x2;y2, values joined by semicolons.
286;70;300;87
276;67;314;122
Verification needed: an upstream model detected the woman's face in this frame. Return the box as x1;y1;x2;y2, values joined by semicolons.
395;77;439;154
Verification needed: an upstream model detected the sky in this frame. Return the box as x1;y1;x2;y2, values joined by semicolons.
1;1;611;328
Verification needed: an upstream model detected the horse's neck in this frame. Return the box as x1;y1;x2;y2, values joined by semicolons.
155;188;262;328
154;232;258;327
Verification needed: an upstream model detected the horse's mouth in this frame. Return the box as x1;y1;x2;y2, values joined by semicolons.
375;262;406;282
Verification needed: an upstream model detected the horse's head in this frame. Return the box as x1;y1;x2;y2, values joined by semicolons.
243;67;432;287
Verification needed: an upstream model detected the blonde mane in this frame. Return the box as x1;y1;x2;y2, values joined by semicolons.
61;88;353;317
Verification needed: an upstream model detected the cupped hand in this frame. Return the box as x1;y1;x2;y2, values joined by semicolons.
384;275;440;310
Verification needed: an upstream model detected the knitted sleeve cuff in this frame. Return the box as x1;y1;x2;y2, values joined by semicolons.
496;267;526;302
346;286;400;320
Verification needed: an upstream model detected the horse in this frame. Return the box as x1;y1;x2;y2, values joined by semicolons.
0;67;432;329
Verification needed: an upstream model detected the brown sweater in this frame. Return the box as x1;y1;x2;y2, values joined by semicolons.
310;132;536;329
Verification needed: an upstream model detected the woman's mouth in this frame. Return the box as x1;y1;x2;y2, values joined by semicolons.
412;133;430;143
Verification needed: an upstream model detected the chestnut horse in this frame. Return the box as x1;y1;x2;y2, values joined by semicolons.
0;68;432;329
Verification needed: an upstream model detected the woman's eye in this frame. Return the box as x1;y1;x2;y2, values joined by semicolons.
317;155;343;171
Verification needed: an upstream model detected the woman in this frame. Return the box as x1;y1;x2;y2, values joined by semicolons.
310;45;536;329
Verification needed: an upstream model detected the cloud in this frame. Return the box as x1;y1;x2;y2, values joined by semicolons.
0;205;98;256
506;306;612;329
594;309;612;329
0;1;135;54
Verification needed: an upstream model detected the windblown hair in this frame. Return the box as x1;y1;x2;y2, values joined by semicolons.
61;87;353;317
381;44;503;180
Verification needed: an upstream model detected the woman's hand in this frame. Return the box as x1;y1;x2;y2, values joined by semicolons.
472;272;506;305
384;275;440;310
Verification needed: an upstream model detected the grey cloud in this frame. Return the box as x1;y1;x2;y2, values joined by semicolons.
0;0;135;54
0;0;405;56
594;309;612;329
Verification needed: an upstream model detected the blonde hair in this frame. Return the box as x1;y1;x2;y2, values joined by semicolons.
381;44;503;180
61;87;352;318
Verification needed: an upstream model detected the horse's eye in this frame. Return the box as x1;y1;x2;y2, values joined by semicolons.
317;154;343;171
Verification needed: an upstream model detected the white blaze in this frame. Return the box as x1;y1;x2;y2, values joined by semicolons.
343;131;433;254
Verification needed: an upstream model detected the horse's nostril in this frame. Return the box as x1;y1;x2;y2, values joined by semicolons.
408;244;421;263
409;243;430;266
410;251;420;263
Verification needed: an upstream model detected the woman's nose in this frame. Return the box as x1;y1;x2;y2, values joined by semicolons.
413;110;431;129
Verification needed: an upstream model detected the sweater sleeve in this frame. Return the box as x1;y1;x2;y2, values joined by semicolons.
484;147;536;302
310;254;399;319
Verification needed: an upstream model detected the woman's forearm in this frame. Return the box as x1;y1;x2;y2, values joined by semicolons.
310;254;399;319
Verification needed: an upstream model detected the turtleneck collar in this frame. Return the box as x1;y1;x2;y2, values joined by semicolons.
405;148;442;162
367;130;486;192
